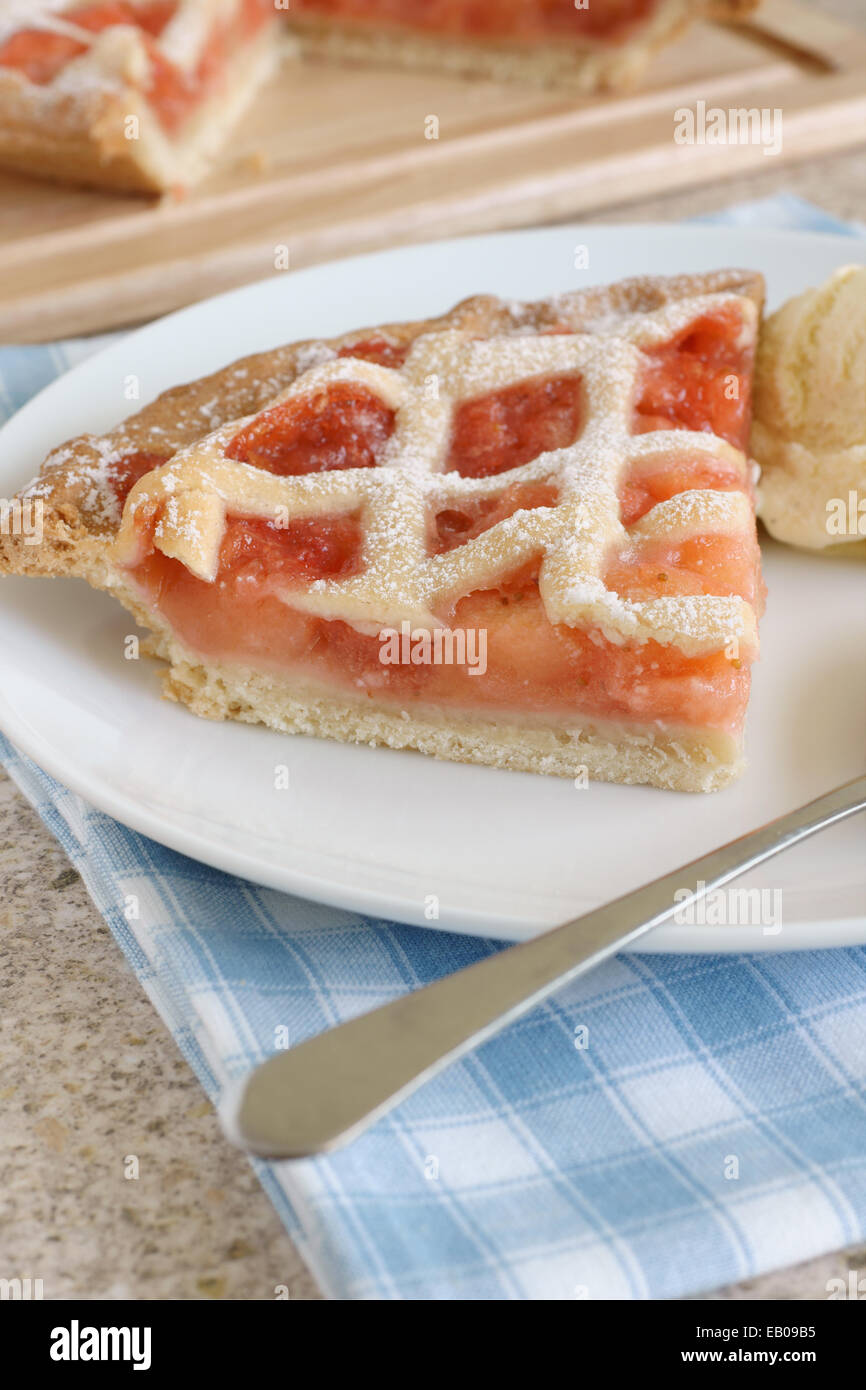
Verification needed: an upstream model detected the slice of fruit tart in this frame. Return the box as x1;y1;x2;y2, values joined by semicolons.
282;0;759;92
0;1;281;192
0;270;765;792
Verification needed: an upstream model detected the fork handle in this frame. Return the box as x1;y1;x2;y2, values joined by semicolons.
232;776;866;1158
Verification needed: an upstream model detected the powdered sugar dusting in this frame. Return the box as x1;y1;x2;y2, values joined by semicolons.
25;432;136;526
292;342;338;374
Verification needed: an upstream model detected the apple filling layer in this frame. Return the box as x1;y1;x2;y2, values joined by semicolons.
126;533;755;733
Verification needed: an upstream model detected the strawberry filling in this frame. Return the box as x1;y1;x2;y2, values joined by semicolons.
0;1;273;133
618;456;748;527
603;534;761;607
215;513;364;588
120;307;759;735
634;307;754;449
290;0;659;44
109;450;172;509
447;376;583;478
227;385;395;475
432;481;559;553
337;337;409;368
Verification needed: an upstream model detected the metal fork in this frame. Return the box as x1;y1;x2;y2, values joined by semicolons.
226;776;866;1159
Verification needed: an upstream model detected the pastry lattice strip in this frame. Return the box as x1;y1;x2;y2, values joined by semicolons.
116;290;759;657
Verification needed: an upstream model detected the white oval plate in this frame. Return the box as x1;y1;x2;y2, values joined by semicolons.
1;225;864;952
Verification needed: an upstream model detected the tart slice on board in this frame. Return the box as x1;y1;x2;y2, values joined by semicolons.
0;0;281;192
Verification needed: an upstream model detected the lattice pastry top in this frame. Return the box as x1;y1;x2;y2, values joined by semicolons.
115;286;760;657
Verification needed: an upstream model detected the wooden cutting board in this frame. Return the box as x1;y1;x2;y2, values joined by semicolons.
2;0;864;343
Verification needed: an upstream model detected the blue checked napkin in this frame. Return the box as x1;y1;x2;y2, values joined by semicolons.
2;198;865;1301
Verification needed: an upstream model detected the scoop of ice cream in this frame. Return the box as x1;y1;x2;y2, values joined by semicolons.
753;264;866;550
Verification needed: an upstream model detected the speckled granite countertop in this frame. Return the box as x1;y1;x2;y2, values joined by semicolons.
2;0;864;1301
